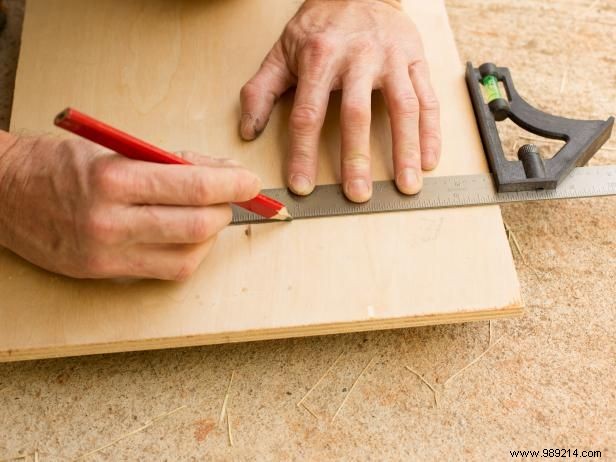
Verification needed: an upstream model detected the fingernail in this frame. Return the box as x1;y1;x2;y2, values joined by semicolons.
240;114;255;140
289;174;313;195
397;168;422;195
345;178;372;203
423;150;438;170
221;158;242;167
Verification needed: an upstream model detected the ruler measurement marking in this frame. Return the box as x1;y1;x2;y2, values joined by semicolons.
232;166;616;225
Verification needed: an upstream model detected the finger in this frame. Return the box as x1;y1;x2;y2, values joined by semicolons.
126;204;232;244
381;67;422;195
240;40;294;140
409;61;441;170
340;73;374;203
174;151;242;168
124;240;217;281
95;161;262;206
287;43;337;195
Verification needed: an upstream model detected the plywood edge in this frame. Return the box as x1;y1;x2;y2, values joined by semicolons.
0;301;524;362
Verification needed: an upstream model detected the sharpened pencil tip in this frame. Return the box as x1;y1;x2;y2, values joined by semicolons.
272;207;293;222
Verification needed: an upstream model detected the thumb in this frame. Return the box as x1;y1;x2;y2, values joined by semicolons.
240;40;294;140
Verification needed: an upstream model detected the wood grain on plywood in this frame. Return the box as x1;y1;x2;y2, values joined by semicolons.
0;0;521;362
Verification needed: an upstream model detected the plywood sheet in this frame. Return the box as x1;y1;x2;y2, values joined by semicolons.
0;0;522;362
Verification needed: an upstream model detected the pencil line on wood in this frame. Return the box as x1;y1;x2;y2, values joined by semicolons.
0;457;27;462
301;402;320;420
297;351;344;407
443;337;505;386
227;411;234;447
71;405;187;461
219;371;235;425
405;365;439;408
331;356;376;422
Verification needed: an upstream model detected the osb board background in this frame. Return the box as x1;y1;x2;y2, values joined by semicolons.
0;0;614;460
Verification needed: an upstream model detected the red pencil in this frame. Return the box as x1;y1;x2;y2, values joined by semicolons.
54;108;292;221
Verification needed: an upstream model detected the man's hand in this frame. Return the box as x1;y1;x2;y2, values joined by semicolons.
240;0;440;203
0;134;261;280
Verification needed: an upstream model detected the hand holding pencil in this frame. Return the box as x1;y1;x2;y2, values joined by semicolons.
55;108;292;221
0;111;281;280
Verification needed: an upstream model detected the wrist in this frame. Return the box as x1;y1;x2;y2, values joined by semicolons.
0;129;18;177
0;130;18;188
0;131;21;248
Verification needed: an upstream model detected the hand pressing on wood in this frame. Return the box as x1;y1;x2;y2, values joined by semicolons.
239;0;440;203
0;133;261;280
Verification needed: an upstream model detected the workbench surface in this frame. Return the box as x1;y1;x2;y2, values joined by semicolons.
1;0;614;460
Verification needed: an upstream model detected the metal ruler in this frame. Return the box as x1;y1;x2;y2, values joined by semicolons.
231;165;616;225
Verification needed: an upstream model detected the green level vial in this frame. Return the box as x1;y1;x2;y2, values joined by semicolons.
482;75;503;103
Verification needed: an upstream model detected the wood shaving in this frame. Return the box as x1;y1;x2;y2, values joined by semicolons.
331;357;376;422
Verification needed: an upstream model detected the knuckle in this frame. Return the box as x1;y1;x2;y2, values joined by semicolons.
343;102;371;127
282;22;299;41
398;149;422;165
190;173;213;204
421;129;442;145
410;60;431;78
290;104;321;133
421;95;440;113
240;82;259;103
82;210;119;245
90;159;126;195
59;138;90;164
355;37;374;52
390;92;420;117
57;138;78;157
342;152;371;170
289;150;317;169
187;216;211;241
304;35;335;63
172;255;201;282
233;172;259;201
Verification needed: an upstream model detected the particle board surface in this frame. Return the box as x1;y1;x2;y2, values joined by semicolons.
0;0;521;362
